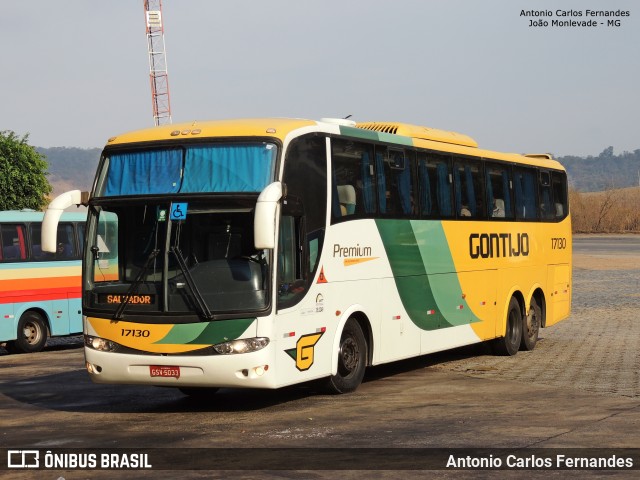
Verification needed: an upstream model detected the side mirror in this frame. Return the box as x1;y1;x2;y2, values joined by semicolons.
42;190;89;252
254;182;282;250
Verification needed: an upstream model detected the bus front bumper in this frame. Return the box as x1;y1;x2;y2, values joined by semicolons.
84;346;276;389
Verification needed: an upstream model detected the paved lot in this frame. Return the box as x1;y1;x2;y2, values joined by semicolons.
431;235;640;398
0;235;639;479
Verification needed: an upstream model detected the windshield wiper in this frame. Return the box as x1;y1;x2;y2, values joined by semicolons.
113;249;160;320
171;246;213;320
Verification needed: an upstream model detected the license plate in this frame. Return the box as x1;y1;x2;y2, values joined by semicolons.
149;365;180;379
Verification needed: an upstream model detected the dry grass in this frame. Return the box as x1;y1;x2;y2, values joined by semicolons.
570;186;640;233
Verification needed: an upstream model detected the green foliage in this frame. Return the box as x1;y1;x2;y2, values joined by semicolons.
37;146;101;194
0;131;52;211
559;147;640;192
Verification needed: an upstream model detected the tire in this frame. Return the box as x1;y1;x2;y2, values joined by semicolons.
520;297;541;351
492;297;522;356
178;387;220;398
325;318;367;394
7;312;48;354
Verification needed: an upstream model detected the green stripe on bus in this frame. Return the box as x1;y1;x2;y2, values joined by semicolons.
339;126;414;146
154;318;254;345
376;220;479;330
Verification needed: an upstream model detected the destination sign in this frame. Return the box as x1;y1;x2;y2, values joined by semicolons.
99;294;155;305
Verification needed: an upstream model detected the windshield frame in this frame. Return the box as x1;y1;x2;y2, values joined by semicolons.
84;137;280;323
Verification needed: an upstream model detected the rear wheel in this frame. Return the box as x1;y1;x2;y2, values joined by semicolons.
492;297;522;356
325;318;367;394
6;312;48;354
520;297;541;351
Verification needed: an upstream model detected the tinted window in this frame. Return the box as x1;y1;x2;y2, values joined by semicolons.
485;162;514;219
376;147;416;217
0;224;27;261
454;158;485;218
551;171;568;219
279;134;328;308
331;139;376;221
514;167;537;220
417;152;453;218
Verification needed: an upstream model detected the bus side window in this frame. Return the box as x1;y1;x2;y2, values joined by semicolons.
279;134;327;309
485;162;513;219
375;147;415;217
28;224;54;260
331;140;376;220
56;223;77;259
418;153;453;218
514;167;537;220
551;171;568;219
277;214;305;304
1;224;27;261
538;171;554;220
454;159;484;218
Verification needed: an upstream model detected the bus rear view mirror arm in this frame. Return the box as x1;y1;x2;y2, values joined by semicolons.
254;182;283;250
42;190;89;252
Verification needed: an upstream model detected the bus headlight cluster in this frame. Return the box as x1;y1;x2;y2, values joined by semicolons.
213;337;269;355
85;335;117;352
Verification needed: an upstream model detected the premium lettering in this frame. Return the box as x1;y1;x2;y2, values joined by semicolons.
333;243;372;258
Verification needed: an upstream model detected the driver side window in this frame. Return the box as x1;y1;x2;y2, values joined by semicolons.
277;215;307;307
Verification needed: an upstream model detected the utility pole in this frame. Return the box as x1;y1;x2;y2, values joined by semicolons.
143;0;172;126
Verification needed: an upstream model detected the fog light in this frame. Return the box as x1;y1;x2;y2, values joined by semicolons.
86;362;102;374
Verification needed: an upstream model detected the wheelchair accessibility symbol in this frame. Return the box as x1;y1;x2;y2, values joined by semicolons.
170;202;188;221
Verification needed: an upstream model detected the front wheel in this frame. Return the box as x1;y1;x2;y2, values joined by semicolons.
325;318;367;394
492;297;522;356
6;312;48;354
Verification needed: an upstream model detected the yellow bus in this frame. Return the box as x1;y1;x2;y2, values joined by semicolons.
43;118;571;394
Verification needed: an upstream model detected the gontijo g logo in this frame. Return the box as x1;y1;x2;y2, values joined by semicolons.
285;331;325;371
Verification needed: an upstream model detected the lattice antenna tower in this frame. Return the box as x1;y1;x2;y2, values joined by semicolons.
144;0;172;126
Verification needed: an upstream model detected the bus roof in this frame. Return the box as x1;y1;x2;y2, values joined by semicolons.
0;210;86;223
104;118;565;171
106;118;318;145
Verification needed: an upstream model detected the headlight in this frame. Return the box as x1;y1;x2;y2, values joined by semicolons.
85;335;117;352
213;337;269;355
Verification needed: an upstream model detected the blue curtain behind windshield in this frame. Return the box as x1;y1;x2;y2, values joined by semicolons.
182;144;275;192
103;144;276;196
104;149;182;196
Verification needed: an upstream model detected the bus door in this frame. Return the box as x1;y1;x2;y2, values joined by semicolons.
274;197;332;385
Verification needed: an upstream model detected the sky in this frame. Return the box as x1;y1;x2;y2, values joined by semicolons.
1;0;638;157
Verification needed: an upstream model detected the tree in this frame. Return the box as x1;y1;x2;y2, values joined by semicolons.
0;130;52;211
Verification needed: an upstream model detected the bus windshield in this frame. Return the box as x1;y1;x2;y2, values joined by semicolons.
87;200;269;319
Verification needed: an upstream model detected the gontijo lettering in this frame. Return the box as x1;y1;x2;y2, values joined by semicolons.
469;233;530;259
